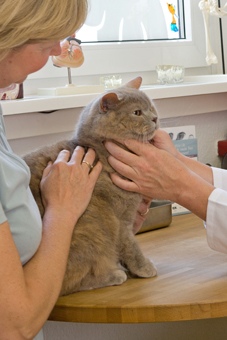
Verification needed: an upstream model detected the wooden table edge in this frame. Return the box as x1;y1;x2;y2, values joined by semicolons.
49;300;227;323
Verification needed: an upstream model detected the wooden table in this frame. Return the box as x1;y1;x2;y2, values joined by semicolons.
49;214;227;323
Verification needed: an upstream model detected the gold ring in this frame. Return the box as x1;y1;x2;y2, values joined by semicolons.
139;207;149;216
82;160;94;170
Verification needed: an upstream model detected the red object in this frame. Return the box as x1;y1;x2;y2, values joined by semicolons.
218;140;227;156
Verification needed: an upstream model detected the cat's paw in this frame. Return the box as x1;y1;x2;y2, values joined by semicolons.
131;258;157;278
107;269;127;286
78;269;127;291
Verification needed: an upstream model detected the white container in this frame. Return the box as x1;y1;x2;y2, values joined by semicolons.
156;65;185;85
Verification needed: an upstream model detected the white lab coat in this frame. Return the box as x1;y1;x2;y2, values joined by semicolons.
206;167;227;254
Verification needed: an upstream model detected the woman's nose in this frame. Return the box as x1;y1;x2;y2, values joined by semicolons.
51;42;62;56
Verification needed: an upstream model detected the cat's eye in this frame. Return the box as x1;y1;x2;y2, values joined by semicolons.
134;110;142;116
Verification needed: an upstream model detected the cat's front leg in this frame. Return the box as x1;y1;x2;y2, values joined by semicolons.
120;231;157;278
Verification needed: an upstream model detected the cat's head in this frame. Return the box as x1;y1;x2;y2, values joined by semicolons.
75;77;159;144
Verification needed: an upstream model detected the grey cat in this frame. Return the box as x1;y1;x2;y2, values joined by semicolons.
23;77;159;296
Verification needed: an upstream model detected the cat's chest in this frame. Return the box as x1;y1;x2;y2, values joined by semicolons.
94;171;141;215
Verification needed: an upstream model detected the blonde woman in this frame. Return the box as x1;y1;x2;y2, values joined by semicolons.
0;1;104;339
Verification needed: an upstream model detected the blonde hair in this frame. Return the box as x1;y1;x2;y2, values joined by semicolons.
0;0;88;61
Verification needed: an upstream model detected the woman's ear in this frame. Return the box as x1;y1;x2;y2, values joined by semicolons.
100;92;121;113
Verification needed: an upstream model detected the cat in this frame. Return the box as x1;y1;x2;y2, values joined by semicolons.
23;76;159;296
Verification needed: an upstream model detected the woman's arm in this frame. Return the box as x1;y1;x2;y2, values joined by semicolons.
151;129;214;185
0;147;102;340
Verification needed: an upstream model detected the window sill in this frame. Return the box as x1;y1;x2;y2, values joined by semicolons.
1;75;227;118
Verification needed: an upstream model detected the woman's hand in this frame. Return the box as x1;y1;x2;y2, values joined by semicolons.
133;198;152;234
104;138;214;221
104;138;188;202
40;146;102;227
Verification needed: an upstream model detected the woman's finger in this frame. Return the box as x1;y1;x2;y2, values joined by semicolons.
55;149;71;163
105;141;138;166
108;154;136;179
42;161;53;179
68;146;85;164
137;199;152;216
69;147;96;164
133;199;152;234
81;148;96;172
105;139;151;160
83;148;96;164
109;172;138;192
89;160;103;181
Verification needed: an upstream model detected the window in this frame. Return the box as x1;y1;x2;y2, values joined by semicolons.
77;0;185;42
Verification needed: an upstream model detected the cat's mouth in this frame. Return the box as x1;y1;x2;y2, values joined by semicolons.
148;128;159;144
142;130;157;144
147;121;159;144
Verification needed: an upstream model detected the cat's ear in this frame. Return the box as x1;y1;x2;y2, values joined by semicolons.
100;93;121;113
123;76;142;89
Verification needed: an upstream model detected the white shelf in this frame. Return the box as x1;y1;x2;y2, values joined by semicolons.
143;75;227;99
2;75;227;116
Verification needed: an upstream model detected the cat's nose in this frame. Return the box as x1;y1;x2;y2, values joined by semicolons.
152;117;157;124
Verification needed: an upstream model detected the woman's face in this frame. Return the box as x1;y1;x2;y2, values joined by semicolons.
0;41;62;88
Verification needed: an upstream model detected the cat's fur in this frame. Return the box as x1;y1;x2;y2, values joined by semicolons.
23;77;159;296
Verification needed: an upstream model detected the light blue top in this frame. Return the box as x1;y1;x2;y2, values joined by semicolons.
0;105;43;340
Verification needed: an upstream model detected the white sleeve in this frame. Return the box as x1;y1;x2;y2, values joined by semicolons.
206;182;227;254
212;167;227;190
